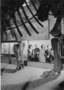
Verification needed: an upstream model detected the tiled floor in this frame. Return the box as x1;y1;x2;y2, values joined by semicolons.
1;63;64;90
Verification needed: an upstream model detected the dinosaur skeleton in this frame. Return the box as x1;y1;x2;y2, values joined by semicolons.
37;0;64;76
36;0;64;37
1;0;42;41
1;0;64;76
1;0;64;41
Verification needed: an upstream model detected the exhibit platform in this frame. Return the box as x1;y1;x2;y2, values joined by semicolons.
1;63;64;90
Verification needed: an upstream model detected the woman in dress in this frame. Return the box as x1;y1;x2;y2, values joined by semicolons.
39;45;46;62
27;45;34;61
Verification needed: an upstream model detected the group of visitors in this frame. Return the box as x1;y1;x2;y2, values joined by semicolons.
27;44;54;63
13;42;54;71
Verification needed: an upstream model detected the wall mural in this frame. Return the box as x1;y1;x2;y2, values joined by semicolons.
1;43;18;54
2;43;10;54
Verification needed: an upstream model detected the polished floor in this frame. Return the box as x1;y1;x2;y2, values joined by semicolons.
1;63;64;90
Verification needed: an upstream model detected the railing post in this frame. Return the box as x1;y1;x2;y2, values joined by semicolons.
8;43;11;64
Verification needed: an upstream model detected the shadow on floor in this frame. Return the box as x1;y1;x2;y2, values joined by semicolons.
1;68;16;75
1;74;59;90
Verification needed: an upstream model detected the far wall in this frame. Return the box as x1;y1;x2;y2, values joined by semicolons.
29;40;52;49
1;40;51;54
1;40;52;61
